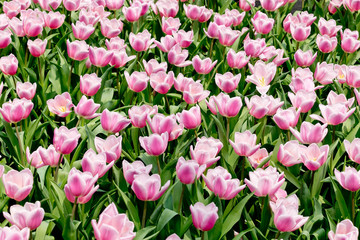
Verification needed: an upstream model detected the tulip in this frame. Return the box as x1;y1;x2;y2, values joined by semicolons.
328;0;343;14
214;13;233;27
245;166;285;197
16;82;36;100
296;11;317;26
67;40;89;62
156;0;178;18
239;0;255;11
246;60;277;95
3;201;44;230
0;14;8;30
110;50;136;68
227;49;249;69
0;30;11;49
245;95;272;119
341;29;360;53
345;66;360;88
251;11;274;35
316;34;337;53
310;103;355;125
270;195;309;232
190;202;218;231
100;18;123;39
263;95;284;116
63;0;81;11
289;68;322;93
344;138;360;164
44;11;65;29
0;54;18;75
294;49;317;67
300;144;329;171
248;148;271;168
64;168;99;204
192;55;217;75
74;96;100;120
260;0;283;11
174;74;195;92
273;107;301;130
27;38;47;57
176;157;205;184
95;135;122;163
168;44;192;67
38;0;62;11
0;226;30;240
2;168;33;201
80;73;101;96
53;126;80;155
290;23;311;42
38;145;61;167
122;160;152;185
182;81;210;104
147;113;183;141
290;122;328;144
143;59;167;76
327;90;354;107
89;47;114;67
122;2;141;22
81;149;114;178
131;173;170;201
105;37;126;51
270;188;288;203
23;16;43;37
139;133;168;156
328;219;359;240
8;17;25;37
0;98;33;123
203;166;245;200
129;30;154;52
100;109;131;134
161;17;181;35
72;21;95;40
345;0;360;11
177;105;202;129
244;37;267;58
334;64;348;83
230;131;261;157
277;140;305;167
204;22;220;39
318;17;342;37
217;26;240;47
78;8;100;26
259;46;289;66
47;92;74;118
173;30;193;48
184;4;210;22
128;105;157;128
334;167;360;192
3;1;21;19
225;9;245;26
355;88;360;105
206;93;242;118
190;137;223;168
150;71;175;94
215;72;241;93
105;0;125;10
166;234;181;240
124;71;149;92
288;90;316;113
154;35;177;53
25;147;44;168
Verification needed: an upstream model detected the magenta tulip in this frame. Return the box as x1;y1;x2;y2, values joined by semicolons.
139;133;168;156
177;105;202;129
44;11;65;29
316;34;337;53
244;36;266;58
100;18;123;39
154;35;177;53
89;47;114;67
143;59;167;76
100;109;131;133
0;98;33;123
251;11;274;34
176;157;205;184
150;71;175;94
246;60;277;95
318;17;342;37
335;167;360;192
288;90;316;113
131;173;170;201
273;107;301;130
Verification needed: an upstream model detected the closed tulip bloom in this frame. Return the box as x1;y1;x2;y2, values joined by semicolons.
174;74;195;92
190;136;223;167
124;71;149;92
0;98;33;123
122;2;141;22
245;166;285;197
230;131;260;157
225;9;245;26
67;40;89;62
203;166;245;200
2;169;33;201
244;36;266;58
198;8;213;22
38;145;61;167
168;44;192;67
273;107;301;130
251;11;274;34
183;81;210;104
294;49;317;67
345;0;360;11
105;0;124;10
289;68;322;93
23;16;43;37
341;29;360;53
72;21;95;40
140;132;168;156
147;113;184;141
184;4;204;21
3;201;44;230
218;26;240;47
38;0;62;11
173;30;193;48
204;22;221;39
277;140;305;167
260;0;283;11
176;157;205;184
0;54;18;75
129;30;154;52
345;66;360;88
239;0;255;11
166;234;181;240
53;126;80;155
105;37;126;51
150;71;175;94
271;195;309;232
110;50;136;68
318;17;342;37
44;11;65;29
131;173;170;201
177;105;202;129
334;167;360;192
100;18;123;39
248;148;271;168
327;90;354;108
95;135;122;163
316;34;337;53
0;30;11;49
82;149;114;178
63;0;81;11
245;95;271;119
0;226;30;239
214;13;233;27
300;144;329;171
100;109;131;133
161;17;181;35
78;8;100;26
27;38;47;57
290;23;311;42
215;72;241;93
47;92;74;117
288;90;316;113
290;122;328;144
143;59;167;76
3;1;21;19
64;168;99;204
122;160;152;185
190;202;218;232
26;147;44;168
74;96;100;120
296;11;317;26
8;17;25;37
128;105;157;128
156;0;178;18
246;60;277;95
328;219;359;240
328;0;343;14
16;82;36;100
344;138;360;164
80;73;101;96
310;103;355;125
206;93;242;118
154;35;177;53
192;55;217;74
259;46;289;66
89;47;114;67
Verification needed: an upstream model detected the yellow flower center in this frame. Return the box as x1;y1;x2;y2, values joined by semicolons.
259;77;266;87
58;106;67;112
338;73;344;79
312;157;317;162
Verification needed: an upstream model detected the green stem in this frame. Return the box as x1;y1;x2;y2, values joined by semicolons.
209;38;214;59
165;94;170;112
117;68;121;98
275;230;281;239
68;60;75;92
201;231;205;240
178;184;185;214
287;130;291;142
71;197;78;221
54;154;64;183
332;126;336;143
226;117;230;141
296;41;300;51
352;191;356;221
142;201;147;228
14;122;24;167
240;156;245;181
156;155;161;174
194;128;198;139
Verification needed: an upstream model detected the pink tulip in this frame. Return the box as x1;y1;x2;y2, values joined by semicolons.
270;188;288;203
124;71;149;92
289;68;321;93
190;136;223;167
310;103;356;125
183;81;210;104
0;54;18;75
225;9;245;26
245;166;285;197
139;132;168;156
248;148;271;168
156;0;178;18
47;92;74;118
215;72;241;93
341;29;360;53
81;149;114;178
16;82;36;100
64;168;99;204
147;113;183;141
204;22;221;39
128;105;157;128
63;0;81;11
89;47;114;67
110;50;136;68
100;18;123;39
334;167;360;192
129;30;154;52
273;107;301;130
23;16;43;37
122;160;152;185
0;226;29;240
271;194;309;232
92;203;136;240
122;2;141;22
294;49;317;67
105;37;126;51
177;105;202;129
8;17;25;37
328;0;344;14
345;66;360;88
344;138;360;164
277;140;305;167
290;23;311;42
3;1;21;19
105;0;125;10
74;96;100;120
67;40;89;62
0;14;8;30
100;109;131;134
290;122;328;144
161;17;181;35
251;11;274;35
174;74;194;92
316;34;337;53
72;21;95;40
184;4;209;21
176;157;205;184
327;90;354;108
0;30;11;49
203;166;245;200
166;234;181;240
260;0;283;11
345;0;360;11
355;88;360;105
227;50;249;71
2;169;33;201
213;13;233;27
192;55;217;74
218;26;240;47
0;98;33;123
154;35;177;53
334;64;348;83
38;145;61;167
318;17;342;37
80;73;101;96
259;46;289;66
53;126;80;155
328;219;359;240
246;60;277;95
245;95;271;119
25;147;44;168
190;202;218;231
230;131;260;157
173;30;193;48
300;144;329;171
206;93;242;118
296;11;317;26
78;8;100;26
3;201;44;230
288;90;316;113
27;38;47;57
44;11;65;29
244;36;266;58
168;44;192;67
239;0;255;11
150;71;175;94
95;135;122;163
131;173;170;201
38;0;61;11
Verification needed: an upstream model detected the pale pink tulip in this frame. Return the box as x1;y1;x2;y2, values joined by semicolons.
290;122;328;144
277;140;305;167
215;72;241;93
328;219;359;240
2;169;33;201
3;201;44;230
147;113;184;141
72;21;95;40
344;138;360;164
288;90;316;113
47;92;74;118
150;71;175;94
294;49;317;67
300;144;329;171
190;136;223;167
95;135;122;163
206;93;242;118
122;160;152;185
100;109;131;133
168;44;192;67
124;71;149;92
128;105;157;128
310;103;355;125
334;167;360;192
131;173;170;201
246;60;277;95
0;98;33;123
80;73;101;96
176;157;205;184
190;202;218;231
129;30;154;52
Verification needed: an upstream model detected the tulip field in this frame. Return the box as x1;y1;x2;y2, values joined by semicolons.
2;0;360;239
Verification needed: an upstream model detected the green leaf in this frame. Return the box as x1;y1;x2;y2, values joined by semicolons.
330;177;350;219
134;226;156;240
156;208;178;232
